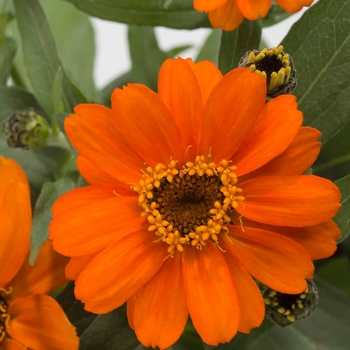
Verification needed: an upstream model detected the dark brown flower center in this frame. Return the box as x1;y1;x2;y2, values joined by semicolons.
151;174;223;235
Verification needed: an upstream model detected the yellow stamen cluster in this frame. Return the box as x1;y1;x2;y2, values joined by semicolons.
0;288;12;342
246;45;291;92
131;156;244;256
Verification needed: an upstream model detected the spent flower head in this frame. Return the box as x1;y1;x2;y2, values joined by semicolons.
2;108;51;150
238;45;297;99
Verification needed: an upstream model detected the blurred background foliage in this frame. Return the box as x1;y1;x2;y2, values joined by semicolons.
0;0;349;349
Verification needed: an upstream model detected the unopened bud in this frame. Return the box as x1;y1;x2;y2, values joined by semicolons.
238;45;297;99
3;108;51;150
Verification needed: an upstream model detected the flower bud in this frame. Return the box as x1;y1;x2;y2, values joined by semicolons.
238;45;297;99
262;280;318;327
3;108;51;150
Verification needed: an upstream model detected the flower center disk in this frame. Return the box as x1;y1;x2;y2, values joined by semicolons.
0;288;11;342
131;156;245;255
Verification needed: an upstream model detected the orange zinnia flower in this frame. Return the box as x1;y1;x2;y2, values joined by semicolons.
194;0;314;31
0;156;79;350
49;58;341;348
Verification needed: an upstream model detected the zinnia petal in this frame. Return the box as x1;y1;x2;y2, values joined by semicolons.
111;84;184;166
194;0;228;12
158;57;202;160
244;219;340;260
276;0;314;13
65;252;100;280
0;157;31;286
236;0;271;19
208;0;244;31
200;68;266;161
183;241;239;345
65;104;144;187
223;227;314;293
133;252;188;349
76;156;121;185
185;58;223;107
50;186;142;256
233;95;302;176
1;338;26;350
238;175;341;227
74;229;168;313
8;240;68;299
222;253;265;333
245;126;321;178
7;295;79;350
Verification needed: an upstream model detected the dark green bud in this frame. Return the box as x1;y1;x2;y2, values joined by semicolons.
2;108;51;150
238;45;297;99
262;280;318;327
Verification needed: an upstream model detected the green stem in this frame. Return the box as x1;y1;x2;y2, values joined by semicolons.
313;153;350;173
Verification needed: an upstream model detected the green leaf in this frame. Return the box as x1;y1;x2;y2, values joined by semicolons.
282;0;350;143
312;120;350;180
29;173;78;264
13;0;86;115
248;278;350;350
128;25;168;91
196;29;221;64
62;0;210;29
317;257;350;298
56;283;140;350
333;175;350;242
39;0;96;100
218;20;262;75
0;36;16;85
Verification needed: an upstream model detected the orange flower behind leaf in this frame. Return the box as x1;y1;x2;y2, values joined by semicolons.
0;156;79;350
194;0;314;31
49;58;340;348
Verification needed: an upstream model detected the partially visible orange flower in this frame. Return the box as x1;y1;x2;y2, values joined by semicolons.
194;0;314;31
0;156;79;350
49;58;340;348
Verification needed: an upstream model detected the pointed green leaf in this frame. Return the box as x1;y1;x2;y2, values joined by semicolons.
248;278;350;350
282;0;350;143
62;0;210;29
13;0;86;115
219;20;261;75
29;173;78;264
39;0;96;100
56;283;140;350
0;36;16;85
128;25;168;91
333;175;350;242
196;29;221;64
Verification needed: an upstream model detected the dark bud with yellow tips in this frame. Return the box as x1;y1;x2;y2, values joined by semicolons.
261;280;318;327
2;108;51;150
238;45;297;99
